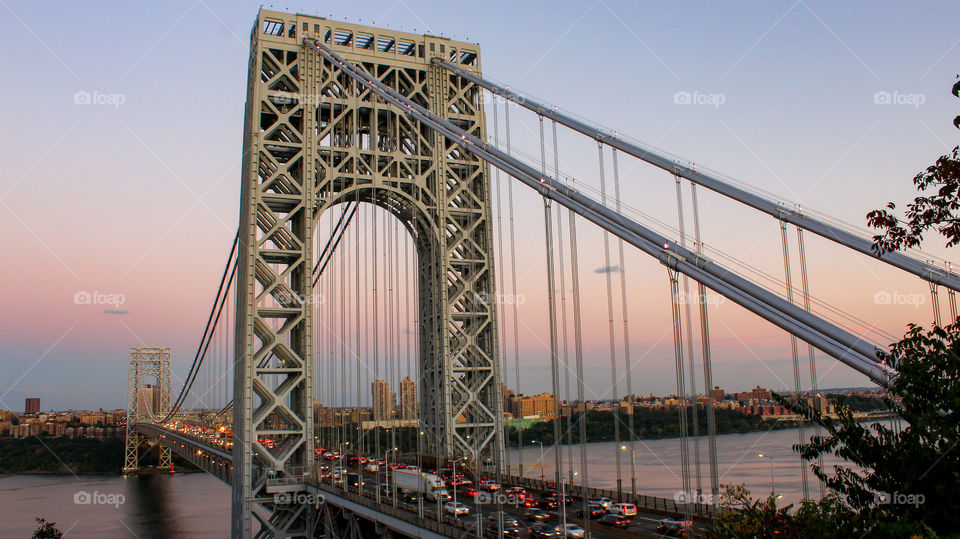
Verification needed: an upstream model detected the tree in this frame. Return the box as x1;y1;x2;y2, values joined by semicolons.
866;76;960;254
710;77;960;538
31;518;63;539
771;320;960;535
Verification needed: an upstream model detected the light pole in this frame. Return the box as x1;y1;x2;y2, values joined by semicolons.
338;441;351;491
620;445;638;499
531;440;545;481
758;453;780;499
452;456;465;516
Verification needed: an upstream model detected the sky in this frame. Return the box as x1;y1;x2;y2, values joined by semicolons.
0;0;958;412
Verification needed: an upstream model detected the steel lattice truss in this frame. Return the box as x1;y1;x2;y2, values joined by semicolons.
234;9;503;537
124;346;172;473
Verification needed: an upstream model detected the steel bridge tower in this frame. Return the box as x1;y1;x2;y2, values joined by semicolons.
233;9;503;536
123;346;173;473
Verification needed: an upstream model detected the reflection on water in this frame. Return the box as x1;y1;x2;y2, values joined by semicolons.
0;424;884;535
0;472;229;538
506;423;881;507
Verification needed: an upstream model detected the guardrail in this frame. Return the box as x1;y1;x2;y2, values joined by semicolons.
308;477;477;537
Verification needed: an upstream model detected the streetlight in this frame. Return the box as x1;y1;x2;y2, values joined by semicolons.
758;453;781;499
620;445;638;498
452;456;466;515
531;440;545;481
338;441;351;490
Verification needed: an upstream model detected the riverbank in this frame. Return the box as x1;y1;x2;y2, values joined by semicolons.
0;438;198;475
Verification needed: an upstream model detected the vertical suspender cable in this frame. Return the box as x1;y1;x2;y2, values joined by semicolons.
613;150;637;499
539;115;565;524
355;190;362;470
668;267;692;522
690;183;719;504
373;197;380;503
491;98;512;477
780;221;809;500
949;287;957;323
930;282;943;327
796;227;824;499
553;120;574;523
568;189;591;538
675;176;701;498
598;143;623;497
504;100;523;475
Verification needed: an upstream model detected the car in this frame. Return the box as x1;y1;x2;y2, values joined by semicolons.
598;514;631;528
587;499;610;512
486;522;521;536
346;472;364;488
594;496;613;509
556;523;585;538
479;479;502;491
657;518;694;537
428;488;450;501
365;463;379;472
460;487;479;497
576;504;605;519
444;501;470;516
529;523;562;538
524;508;550;520
610;502;637;516
537;497;559;510
486;511;520;528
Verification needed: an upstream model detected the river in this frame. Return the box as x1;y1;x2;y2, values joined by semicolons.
0;424;870;537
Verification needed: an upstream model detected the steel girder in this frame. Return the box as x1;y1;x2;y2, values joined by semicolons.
123;346;172;473
235;9;503;537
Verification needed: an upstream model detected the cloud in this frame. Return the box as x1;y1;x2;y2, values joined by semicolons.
593;265;621;274
102;309;129;315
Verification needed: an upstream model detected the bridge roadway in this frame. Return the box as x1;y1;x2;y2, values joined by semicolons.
134;423;704;538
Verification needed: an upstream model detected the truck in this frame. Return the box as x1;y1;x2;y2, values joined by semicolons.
392;469;449;501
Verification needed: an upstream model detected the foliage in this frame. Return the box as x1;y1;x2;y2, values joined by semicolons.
505;407;783;445
763;320;960;536
0;437;198;473
823;393;887;412
710;78;960;538
31;518;63;539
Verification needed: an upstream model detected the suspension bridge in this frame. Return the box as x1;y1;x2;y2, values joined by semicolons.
120;9;955;538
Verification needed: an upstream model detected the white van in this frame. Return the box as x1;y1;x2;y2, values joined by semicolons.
610;503;637;516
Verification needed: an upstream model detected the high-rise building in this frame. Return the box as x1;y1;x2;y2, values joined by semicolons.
399;377;417;420
134;385;161;419
24;398;40;415
508;393;557;420
371;380;395;422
